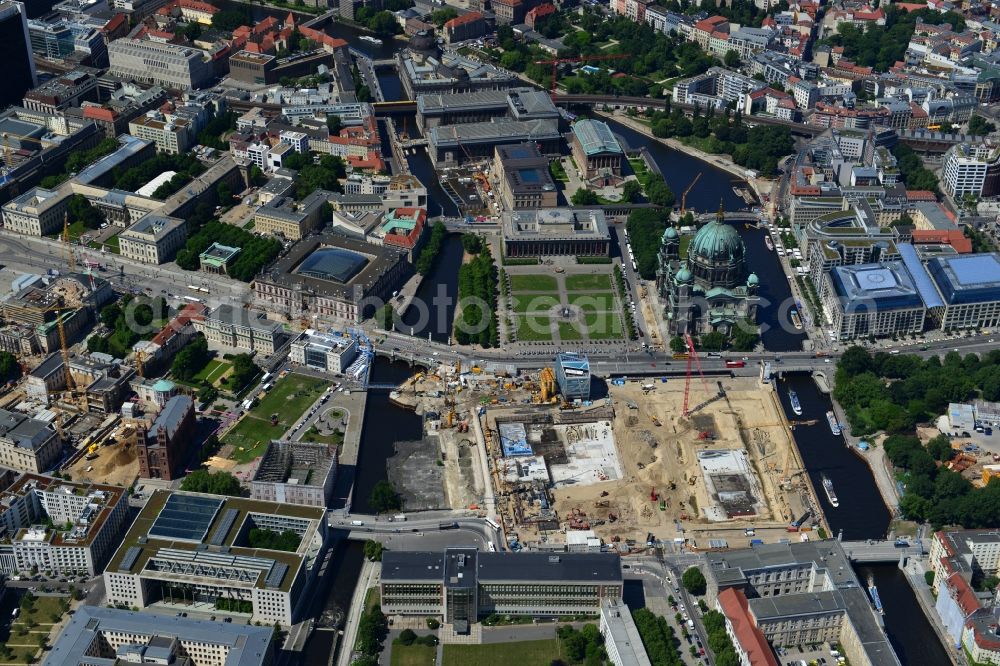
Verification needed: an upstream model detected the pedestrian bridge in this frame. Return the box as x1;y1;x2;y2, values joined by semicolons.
841;539;926;563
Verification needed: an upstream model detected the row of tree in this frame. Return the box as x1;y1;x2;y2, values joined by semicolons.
702;610;740;666
631;608;683;665
415;222;448;275
351;604;388;666
175;221;282;282
454;248;499;348
626;208;669;280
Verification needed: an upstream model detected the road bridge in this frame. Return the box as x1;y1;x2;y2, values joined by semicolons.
841;539;926;563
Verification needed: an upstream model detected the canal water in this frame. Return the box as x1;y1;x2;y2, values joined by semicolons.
778;374;950;666
398;234;464;342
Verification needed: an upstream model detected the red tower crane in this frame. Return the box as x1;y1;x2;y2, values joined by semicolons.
533;54;629;98
682;332;713;416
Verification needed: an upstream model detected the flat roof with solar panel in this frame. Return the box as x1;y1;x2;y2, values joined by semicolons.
149;494;224;543
104;490;326;624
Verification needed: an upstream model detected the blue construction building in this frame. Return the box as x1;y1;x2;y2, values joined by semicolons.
555;352;591;401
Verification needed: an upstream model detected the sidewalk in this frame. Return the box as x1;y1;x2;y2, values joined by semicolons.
336;558;379;666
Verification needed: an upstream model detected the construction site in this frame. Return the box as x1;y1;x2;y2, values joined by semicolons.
389;349;826;553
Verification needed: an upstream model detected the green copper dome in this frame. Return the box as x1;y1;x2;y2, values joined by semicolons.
748;272;759;286
662;226;678;241
688;219;744;265
676;266;692;282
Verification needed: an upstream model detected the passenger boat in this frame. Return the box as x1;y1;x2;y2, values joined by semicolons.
359;35;383;45
827;411;841;436
867;574;883;614
788;390;802;416
790;309;803;330
822;474;839;508
765;235;774;251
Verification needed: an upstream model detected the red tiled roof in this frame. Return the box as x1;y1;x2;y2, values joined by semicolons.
717;589;779;666
911;229;972;253
102;13;128;33
906;189;938;202
445;12;484;28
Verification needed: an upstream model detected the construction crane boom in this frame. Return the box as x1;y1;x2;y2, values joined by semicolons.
680;172;702;216
682;333;712;416
533;54;629;98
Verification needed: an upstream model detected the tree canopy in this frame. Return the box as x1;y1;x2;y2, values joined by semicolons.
369;480;402;513
247;528;301;551
179;469;242;496
175;221;282;282
171;333;211;381
626;208;669;279
681;566;706;595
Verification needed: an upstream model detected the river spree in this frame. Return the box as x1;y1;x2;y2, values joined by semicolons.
780;374;950;666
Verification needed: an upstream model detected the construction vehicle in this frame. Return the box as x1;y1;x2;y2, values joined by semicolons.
538;367;557;403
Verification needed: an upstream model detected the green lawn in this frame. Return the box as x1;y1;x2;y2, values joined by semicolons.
391;643;437;666
565;274;612;291
514;315;554;341
679;234;692;258
583;311;624;339
509;274;558;292
222;374;330;462
567;292;615;312
192;360;232;385
512;294;559;314
442;639;563;666
6;594;68;662
558;321;583;341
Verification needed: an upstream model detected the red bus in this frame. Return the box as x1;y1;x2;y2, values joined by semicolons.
725;360;746;368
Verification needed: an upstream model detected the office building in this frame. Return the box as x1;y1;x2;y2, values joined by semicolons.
128;110;193;155
254;232;410;323
502;209;610;258
555;352;591;401
0;474;128;577
600;598;652;666
22;70;99;114
380;549;622;627
821;261;928;341
289;329;358;374
495;143;558;210
0;2;37;110
570;119;625;185
253;190;331;240
194;304;285;355
941;142;1000;198
250;440;337;507
230;51;278;85
108;39;213;90
104;490;327;625
705;540;901;666
136;395;196;481
429;119;561;167
1;187;70;236
117;214;188;265
371;207;426;259
0;409;61;474
416;87;558;132
925;253;1000;331
44;606;274;666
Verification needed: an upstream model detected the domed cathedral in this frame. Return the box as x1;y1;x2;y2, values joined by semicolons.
656;205;760;337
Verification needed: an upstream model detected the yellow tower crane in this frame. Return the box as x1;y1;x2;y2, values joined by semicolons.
680;172;702;216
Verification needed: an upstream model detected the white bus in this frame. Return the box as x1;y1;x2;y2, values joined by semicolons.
485;517;500;531
183;296;204;304
187;285;209;294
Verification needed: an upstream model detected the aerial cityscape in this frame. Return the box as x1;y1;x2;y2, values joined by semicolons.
0;0;999;663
